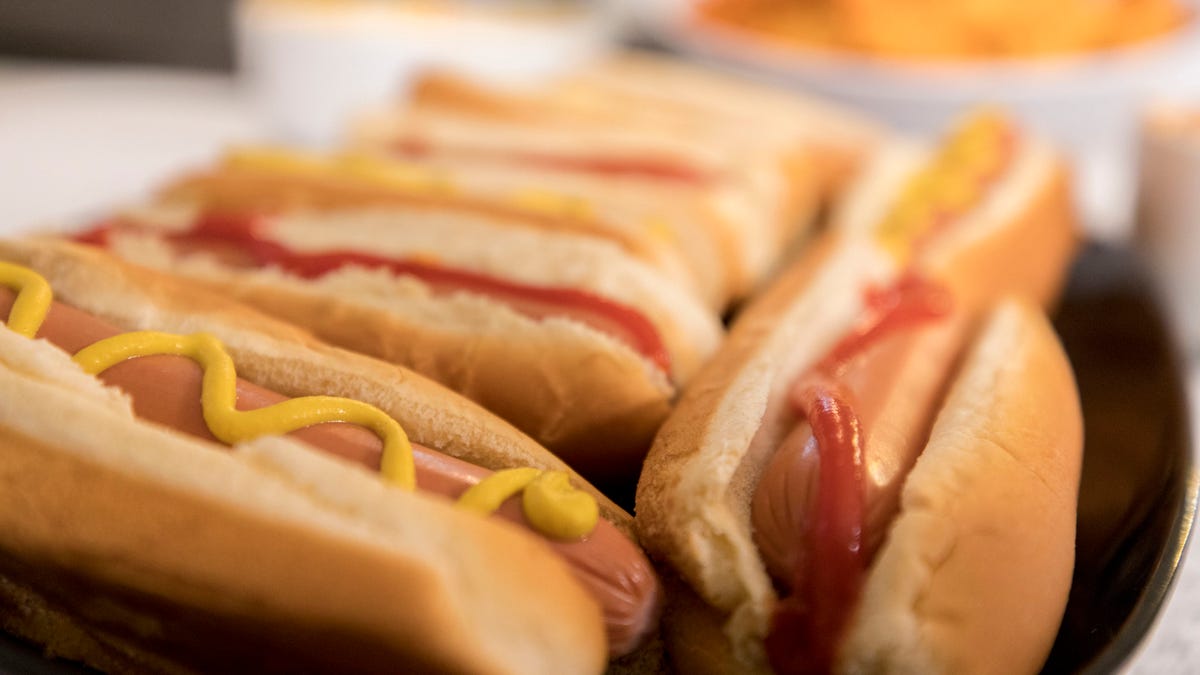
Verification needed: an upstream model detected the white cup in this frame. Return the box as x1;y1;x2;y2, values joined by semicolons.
1137;108;1200;351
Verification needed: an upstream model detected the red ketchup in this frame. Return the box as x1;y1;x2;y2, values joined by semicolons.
73;213;672;374
764;274;952;674
508;152;713;185
765;378;865;675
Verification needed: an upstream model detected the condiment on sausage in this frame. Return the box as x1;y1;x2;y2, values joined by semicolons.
0;264;661;656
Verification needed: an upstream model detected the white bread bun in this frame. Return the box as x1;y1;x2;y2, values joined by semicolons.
635;127;1080;671
159;163;718;309
647;300;1082;674
835;133;1078;313
0;242;617;674
91;203;722;482
116;200;721;385
636;233;891;668
0;237;631;530
323;154;740;310
837;299;1081;674
0;339;607;675
351;69;827;298
563;49;883;198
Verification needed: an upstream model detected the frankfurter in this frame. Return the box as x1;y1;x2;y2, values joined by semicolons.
350;51;882;301
66;149;724;490
0;237;662;672
634;111;1082;673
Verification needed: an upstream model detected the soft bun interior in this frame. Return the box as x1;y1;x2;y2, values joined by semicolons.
636;233;895;667
0;323;608;675
112;201;723;385
840;299;1082;674
1;237;633;528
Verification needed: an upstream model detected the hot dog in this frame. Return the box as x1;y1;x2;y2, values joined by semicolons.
65;149;724;490
0;237;662;672
350;51;882;300
634;111;1082;673
158;147;722;309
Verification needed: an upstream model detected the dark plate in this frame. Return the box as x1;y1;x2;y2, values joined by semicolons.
0;243;1195;674
1044;243;1197;673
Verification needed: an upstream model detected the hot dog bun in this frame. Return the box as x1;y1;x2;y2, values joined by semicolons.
634;112;1082;672
159;152;724;309
834;132;1077;313
0;237;646;674
351;51;881;299
562;49;882;199
72;163;725;486
645;300;1082;674
2;237;638;519
838;299;1080;674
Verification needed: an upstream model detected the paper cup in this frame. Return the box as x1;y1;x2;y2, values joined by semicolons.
1137;107;1200;350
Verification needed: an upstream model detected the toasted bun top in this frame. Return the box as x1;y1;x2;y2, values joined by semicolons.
840;299;1082;674
158;165;712;305
636;232;894;664
0;324;607;674
0;237;632;534
115;199;724;385
636;126;1079;670
835;132;1079;313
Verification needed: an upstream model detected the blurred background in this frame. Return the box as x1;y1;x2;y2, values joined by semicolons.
5;0;1200;334
4;0;1200;234
1;1;1199;671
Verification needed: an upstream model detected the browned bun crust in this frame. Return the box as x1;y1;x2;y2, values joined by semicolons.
646;300;1081;674
1;237;634;531
0;406;606;675
0;279;616;675
636;133;1081;671
159;169;700;298
635;229;853;596
93;226;683;486
656;574;746;675
926;159;1078;314
839;299;1082;673
192;273;673;485
358;62;855;306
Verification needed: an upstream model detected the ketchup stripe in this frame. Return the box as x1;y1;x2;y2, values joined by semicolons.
766;381;866;675
818;274;954;374
75;214;672;374
766;275;954;673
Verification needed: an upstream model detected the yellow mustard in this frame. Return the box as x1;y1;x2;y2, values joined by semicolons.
0;261;54;339
875;110;1012;263
642;217;677;243
224;146;329;176
222;146;455;195
71;331;418;490
0;262;598;539
459;468;599;540
337;152;456;195
508;188;595;221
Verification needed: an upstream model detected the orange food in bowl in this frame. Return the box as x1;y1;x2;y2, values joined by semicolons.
697;0;1190;60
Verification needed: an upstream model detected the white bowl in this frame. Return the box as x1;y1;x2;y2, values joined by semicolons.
635;0;1200;240
236;0;619;148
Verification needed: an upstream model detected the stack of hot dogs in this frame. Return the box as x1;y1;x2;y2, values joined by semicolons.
0;51;1082;675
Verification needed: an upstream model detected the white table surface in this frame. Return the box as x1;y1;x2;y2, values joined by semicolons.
0;59;1197;673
